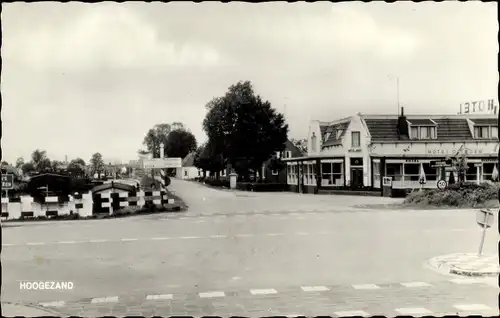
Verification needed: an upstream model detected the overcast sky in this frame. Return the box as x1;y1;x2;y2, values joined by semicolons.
2;1;498;164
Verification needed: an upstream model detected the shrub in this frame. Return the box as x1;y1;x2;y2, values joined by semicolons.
236;182;286;192
204;177;229;188
404;182;500;207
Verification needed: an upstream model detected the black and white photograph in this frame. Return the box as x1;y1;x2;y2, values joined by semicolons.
1;1;498;317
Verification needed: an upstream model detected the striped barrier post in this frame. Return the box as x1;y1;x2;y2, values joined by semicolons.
73;192;84;214
93;193;112;215
1;197;22;219
44;196;60;217
21;196;35;218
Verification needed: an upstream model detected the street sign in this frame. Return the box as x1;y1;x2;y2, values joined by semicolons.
430;160;452;168
1;174;14;190
143;158;182;169
476;209;495;256
476;209;494;228
436;179;447;190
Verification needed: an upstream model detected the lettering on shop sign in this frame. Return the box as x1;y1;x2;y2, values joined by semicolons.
427;148;483;155
405;159;420;163
461;99;498;115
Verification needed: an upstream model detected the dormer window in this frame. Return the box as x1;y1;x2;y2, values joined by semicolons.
474;125;497;139
336;129;344;139
410;126;436;140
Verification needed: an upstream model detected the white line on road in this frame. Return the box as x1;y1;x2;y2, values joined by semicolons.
352;284;380;290
39;301;65;307
2;243;13;246
88;239;107;243
151;237;171;240
179;236;202;239
250;288;278;295
26;242;46;246
334;310;370;317
199;291;225;298
450;278;480;285
400;282;432;288
453;304;492;311
266;233;284;236
301;286;330;292
395;307;433;315
209;235;227;238
58;241;77;244
146;294;173;300
91;296;119;304
120;238;139;242
235;234;254;237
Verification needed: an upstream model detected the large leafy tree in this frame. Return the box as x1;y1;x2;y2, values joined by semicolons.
15;157;25;169
22;162;36;175
142;123;175;158
193;141;224;177
202;80;288;180
68;158;86;177
90;152;104;175
165;128;197;159
31;149;51;171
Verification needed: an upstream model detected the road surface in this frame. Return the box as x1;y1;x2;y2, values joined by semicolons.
2;179;498;316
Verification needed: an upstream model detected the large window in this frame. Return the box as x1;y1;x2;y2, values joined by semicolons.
386;163;403;181
303;162;316;186
465;164;477;182
373;161;381;188
351;131;361;148
483;163;495;181
421;163;437;181
403;163;420;181
410;126;436;139
287;164;297;184
492;126;498;138
321;161;343;186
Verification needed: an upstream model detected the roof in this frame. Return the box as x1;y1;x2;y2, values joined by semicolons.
182;152;196;167
363;115;489;142
321;121;350;147
91;181;135;194
407;119;435;126
470;118;497;125
284;139;304;157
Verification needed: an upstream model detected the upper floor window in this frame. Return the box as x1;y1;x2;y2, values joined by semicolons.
410;126;436;140
282;151;292;159
474;125;497;139
351;131;361;148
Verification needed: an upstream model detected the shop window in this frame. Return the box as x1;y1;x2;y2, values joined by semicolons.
373;162;381;188
422;163;437;181
287;164;297;185
404;163;420;181
465;165;477;182
386;163;403;181
351;131;361;148
483;163;495;180
321;162;343;186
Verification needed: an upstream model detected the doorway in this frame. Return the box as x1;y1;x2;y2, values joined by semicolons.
350;168;363;189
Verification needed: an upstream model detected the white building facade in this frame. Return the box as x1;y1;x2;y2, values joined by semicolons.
284;110;498;194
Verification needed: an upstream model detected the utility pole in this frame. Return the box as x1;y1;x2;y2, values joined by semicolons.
397;77;400;116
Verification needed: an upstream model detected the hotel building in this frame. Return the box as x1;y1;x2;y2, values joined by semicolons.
284;108;498;194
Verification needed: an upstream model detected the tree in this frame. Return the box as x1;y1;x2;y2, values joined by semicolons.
1;161;9;167
90;152;104;175
21;162;36;175
202;80;288;180
165;128;197;159
31;149;48;170
38;158;52;172
193;142;224;178
290;138;307;155
142;123;172;158
68;158;86;177
51;160;63;172
15;157;25;169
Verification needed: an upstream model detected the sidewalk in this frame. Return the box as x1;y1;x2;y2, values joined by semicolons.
428;253;500;277
2;302;59;316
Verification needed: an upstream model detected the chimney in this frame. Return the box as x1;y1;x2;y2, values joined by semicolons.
396;106;409;140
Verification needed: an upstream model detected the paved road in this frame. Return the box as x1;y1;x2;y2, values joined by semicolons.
2;180;498;316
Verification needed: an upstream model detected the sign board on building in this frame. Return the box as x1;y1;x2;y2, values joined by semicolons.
460;99;498;115
1;174;14;190
430;160;452;168
143;158;182;169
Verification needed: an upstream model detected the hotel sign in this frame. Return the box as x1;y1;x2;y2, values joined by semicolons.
370;142;497;156
460;99;498;115
427;148;483;155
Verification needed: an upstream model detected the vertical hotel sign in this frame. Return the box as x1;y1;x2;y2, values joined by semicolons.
460;99;498;115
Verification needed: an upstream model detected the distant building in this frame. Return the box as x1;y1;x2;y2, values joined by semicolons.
284;108;498;193
177;152;200;180
261;139;304;183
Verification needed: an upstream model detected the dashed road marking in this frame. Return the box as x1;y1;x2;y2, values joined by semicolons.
401;282;432;288
199;291;225;298
250;288;278;295
301;286;330;292
26;242;45;246
2;243;13;246
334;310;370;317
88;239;107;243
209;235;227;238
151;237;171;241
179;236;202;239
453;304;492;311
235;234;254;237
266;233;284;236
146;294;173;300
395;307;433;315
39;301;65;307
120;238;138;242
58;241;77;244
352;284;380;290
91;296;119;304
